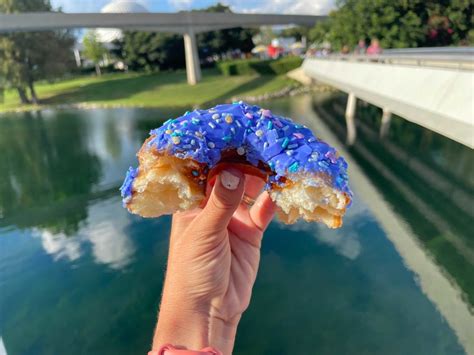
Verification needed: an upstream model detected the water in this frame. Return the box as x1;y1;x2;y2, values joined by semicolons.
0;96;472;355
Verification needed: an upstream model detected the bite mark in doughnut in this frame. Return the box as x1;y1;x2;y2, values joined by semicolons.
120;102;352;228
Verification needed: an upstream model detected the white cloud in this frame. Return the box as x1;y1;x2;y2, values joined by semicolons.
51;0;111;12
167;0;194;10
223;0;335;15
51;0;150;13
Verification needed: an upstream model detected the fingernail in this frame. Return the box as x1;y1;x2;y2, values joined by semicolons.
220;170;240;190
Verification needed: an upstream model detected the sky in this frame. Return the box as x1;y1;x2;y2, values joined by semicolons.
50;0;336;15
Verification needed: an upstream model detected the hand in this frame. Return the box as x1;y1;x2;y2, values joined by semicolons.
153;169;276;354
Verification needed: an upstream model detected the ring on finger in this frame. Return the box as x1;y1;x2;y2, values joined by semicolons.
241;193;256;207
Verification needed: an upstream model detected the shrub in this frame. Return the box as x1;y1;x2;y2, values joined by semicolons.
217;56;303;76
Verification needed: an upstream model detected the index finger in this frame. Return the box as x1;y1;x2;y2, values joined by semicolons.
249;191;277;232
243;175;266;200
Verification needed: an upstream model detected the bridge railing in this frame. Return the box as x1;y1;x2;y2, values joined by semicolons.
302;48;474;148
307;47;474;70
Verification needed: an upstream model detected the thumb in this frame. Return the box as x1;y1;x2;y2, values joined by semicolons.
197;168;245;234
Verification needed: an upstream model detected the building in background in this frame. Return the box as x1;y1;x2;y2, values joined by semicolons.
96;0;148;43
74;0;149;68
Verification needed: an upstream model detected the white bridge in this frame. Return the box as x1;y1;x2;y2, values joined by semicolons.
0;11;323;85
302;48;474;148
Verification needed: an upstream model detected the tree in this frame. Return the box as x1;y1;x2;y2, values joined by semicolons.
309;0;473;50
112;31;185;72
82;31;107;76
0;0;75;104
113;3;256;72
195;3;256;58
309;21;331;46
424;0;474;46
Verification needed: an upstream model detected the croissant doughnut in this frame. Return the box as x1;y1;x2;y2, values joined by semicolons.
120;102;352;228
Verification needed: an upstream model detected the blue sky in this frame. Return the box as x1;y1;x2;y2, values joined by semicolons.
50;0;335;15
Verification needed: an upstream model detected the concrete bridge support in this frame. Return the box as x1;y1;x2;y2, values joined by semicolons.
380;108;392;138
183;29;201;85
345;92;357;145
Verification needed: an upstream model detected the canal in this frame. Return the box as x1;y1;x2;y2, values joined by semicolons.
0;94;472;354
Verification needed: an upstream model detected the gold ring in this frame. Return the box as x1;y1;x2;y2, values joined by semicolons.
241;194;256;207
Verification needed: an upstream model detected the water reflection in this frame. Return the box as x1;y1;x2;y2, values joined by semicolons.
312;93;474;308
0;108;165;230
86;199;135;269
301;94;474;352
0;103;472;354
33;198;135;269
282;198;370;260
0;110;101;234
0;109;159;270
37;229;82;262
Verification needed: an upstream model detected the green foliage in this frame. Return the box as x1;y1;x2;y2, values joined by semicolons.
113;31;185;72
113;3;256;72
0;0;75;103
0;112;101;235
82;31;106;63
267;57;304;74
309;21;331;46
0;34;27;90
82;31;107;75
195;3;255;58
0;0;50;12
423;0;474;46
309;0;474;50
217;56;303;76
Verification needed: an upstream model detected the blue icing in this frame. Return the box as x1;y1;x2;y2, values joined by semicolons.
120;167;138;202
122;101;353;204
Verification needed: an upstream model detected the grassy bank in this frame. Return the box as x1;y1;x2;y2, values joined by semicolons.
0;69;298;113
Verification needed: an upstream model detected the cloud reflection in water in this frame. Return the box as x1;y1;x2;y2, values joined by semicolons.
34;198;135;270
38;230;82;262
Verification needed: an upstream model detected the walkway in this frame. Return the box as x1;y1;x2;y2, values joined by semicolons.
302;48;474;148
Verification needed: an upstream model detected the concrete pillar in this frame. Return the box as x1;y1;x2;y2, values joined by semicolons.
73;48;81;67
380;107;392;138
183;29;201;85
345;92;357;145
